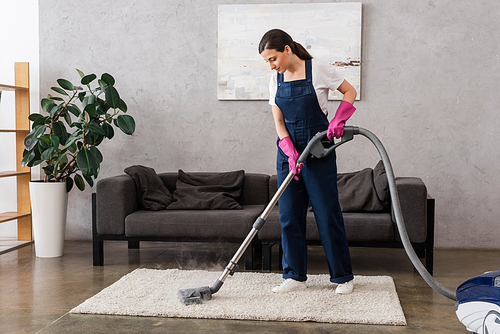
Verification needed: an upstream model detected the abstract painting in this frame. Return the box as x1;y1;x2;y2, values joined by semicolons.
218;3;362;100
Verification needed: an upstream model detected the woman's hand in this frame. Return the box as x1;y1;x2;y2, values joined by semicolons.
327;101;356;140
278;136;303;180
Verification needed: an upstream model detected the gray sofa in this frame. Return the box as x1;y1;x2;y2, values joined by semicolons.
93;172;270;270
92;169;434;274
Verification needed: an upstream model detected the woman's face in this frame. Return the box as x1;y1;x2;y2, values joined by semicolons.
260;46;291;74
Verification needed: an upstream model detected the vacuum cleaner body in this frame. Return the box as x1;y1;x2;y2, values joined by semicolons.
455;270;500;334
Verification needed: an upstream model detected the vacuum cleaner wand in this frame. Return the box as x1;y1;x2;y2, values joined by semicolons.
177;129;355;305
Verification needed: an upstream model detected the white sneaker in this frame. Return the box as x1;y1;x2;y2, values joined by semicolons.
335;280;354;294
272;278;307;293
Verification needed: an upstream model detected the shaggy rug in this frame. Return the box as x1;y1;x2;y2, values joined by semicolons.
71;268;406;325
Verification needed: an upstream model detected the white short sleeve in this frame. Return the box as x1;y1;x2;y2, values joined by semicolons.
268;71;278;106
312;60;344;115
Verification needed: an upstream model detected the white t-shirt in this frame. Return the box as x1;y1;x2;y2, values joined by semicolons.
268;59;344;116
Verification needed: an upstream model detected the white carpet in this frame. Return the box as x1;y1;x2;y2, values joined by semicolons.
71;268;406;325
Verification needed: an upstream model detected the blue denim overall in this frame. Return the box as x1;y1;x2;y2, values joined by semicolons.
275;59;353;284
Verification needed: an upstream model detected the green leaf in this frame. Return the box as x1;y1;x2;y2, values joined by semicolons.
95;99;107;115
90;146;103;164
65;177;74;192
28;113;46;128
52;122;68;144
83;173;95;187
49;103;63;118
84;103;96;117
102;122;114;139
42;165;54;176
63;112;72;126
61;131;82;151
67;104;81;117
74;174;85;191
53;153;68;174
101;73;115;86
41;98;56;114
78;91;86;102
51;86;69;96
24;125;46;150
105;86;120;109
76;69;85;79
119;99;127;112
89;122;105;136
81;74;97;85
98;79;107;89
57;78;75;91
48;134;60;148
116;115;135;135
38;135;50;149
82;94;96;109
83;111;90;124
21;149;36;168
93;135;104;146
40;147;55;161
76;148;99;178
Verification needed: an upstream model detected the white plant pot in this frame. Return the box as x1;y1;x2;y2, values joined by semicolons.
30;181;68;258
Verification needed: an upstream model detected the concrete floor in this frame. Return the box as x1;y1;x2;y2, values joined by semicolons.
1;241;498;333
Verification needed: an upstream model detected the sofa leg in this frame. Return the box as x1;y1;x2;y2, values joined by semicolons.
425;248;434;276
426;197;435;276
415;247;426;259
93;238;104;266
262;242;272;271
92;193;104;266
128;241;140;249
244;243;253;270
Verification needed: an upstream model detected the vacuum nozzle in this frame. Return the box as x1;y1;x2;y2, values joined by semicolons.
177;286;212;305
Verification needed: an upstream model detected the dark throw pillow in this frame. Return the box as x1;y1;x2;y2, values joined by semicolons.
336;160;389;212
167;170;245;210
124;165;173;211
373;160;389;207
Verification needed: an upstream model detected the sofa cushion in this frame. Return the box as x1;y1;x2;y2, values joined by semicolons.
373;160;389;207
239;173;270;205
309;212;394;243
257;207;394;243
124;165;173;211
337;164;386;212
125;205;266;239
167;170;244;210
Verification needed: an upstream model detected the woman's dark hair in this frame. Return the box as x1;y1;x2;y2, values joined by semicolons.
259;29;312;60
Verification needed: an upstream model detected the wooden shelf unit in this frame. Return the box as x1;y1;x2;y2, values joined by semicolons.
0;62;32;248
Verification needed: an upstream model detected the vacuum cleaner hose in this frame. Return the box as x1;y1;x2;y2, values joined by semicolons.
179;125;457;305
354;127;456;301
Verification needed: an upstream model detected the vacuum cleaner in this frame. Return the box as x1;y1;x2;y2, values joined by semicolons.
178;126;500;334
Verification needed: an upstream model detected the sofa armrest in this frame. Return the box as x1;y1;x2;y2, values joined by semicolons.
96;174;139;235
392;177;428;243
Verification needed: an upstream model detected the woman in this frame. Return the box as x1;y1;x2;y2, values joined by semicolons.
259;29;357;294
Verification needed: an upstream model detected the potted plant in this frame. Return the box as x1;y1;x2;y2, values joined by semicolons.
22;70;135;257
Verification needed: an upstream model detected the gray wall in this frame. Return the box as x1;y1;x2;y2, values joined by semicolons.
40;0;500;249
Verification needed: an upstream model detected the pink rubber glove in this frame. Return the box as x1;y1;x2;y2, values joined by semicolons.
278;137;304;180
327;101;356;141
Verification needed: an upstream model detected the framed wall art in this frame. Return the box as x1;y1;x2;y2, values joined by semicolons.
218;3;362;100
